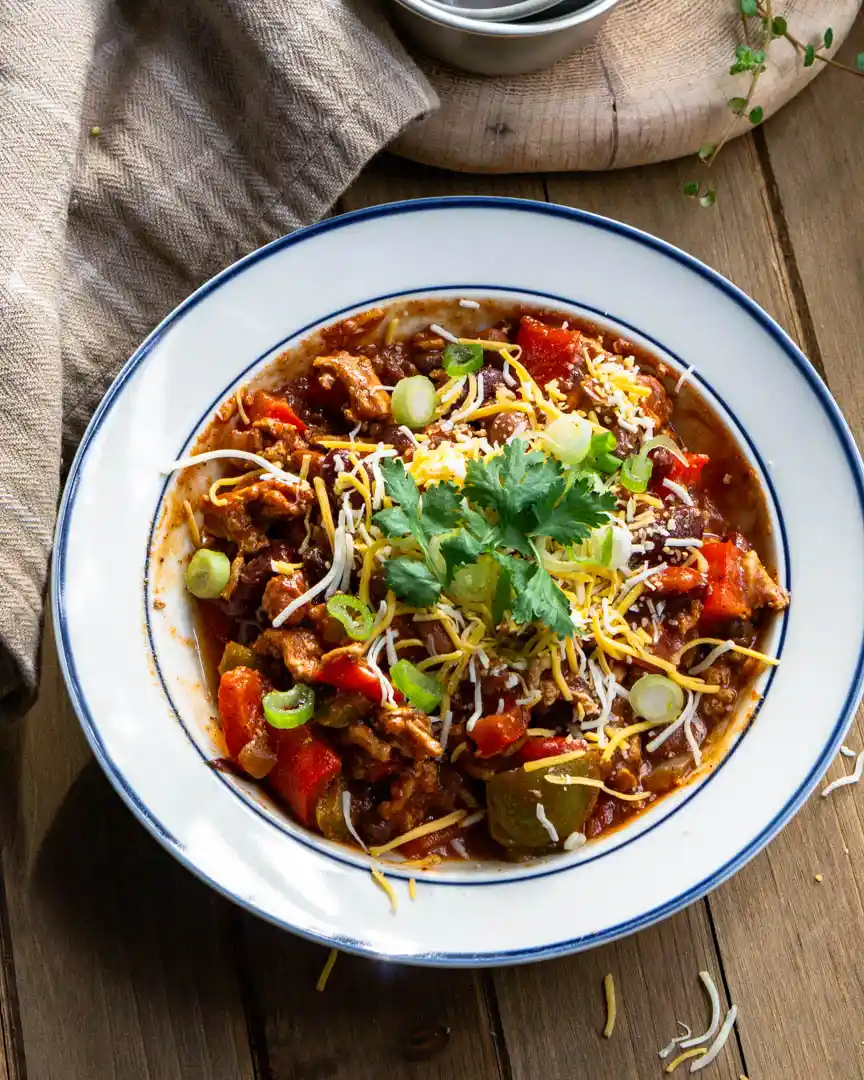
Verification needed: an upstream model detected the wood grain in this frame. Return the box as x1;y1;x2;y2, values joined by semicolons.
391;0;862;174
705;14;864;1080
0;625;256;1080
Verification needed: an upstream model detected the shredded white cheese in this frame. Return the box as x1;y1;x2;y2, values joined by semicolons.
465;656;483;732
675;365;695;394
273;511;347;627
535;802;559;843
664;538;704;548
459;298;481;309
659;1022;693;1059
165;448;302;486
840;744;856;758
564;831;586;851
663;478;694;506
680;972;721;1048
821;750;864;797
342;791;368;851
429;322;459;344
689;640;734;675
689;1005;738;1072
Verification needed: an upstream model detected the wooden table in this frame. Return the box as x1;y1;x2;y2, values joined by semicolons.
2;19;864;1080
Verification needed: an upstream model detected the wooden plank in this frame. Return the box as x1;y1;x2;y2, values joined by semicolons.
705;15;864;1080
489;138;790;1080
0;624;255;1080
233;157;544;1080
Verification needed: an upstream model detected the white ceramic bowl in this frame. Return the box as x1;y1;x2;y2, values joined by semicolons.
54;197;864;966
424;0;571;22
387;0;621;76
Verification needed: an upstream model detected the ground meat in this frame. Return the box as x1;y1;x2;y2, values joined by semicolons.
313;351;391;422
637;373;673;427
742;549;789;611
534;669;599;719
418;620;452;657
643;505;705;559
216;426;264;455
343;722;392;762
261;568;309;625
699;659;739;721
320;307;386;350
488;410;529;446
249;417;308;464
373;706;443;760
254;628;323;682
646;713;708;762
203;478;313;552
377;761;450;835
372;343;418;385
217;541;293;618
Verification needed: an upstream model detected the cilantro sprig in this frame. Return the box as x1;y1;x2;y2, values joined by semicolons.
373;440;614;638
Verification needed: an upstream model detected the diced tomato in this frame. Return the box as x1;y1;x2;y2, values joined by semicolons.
218;666;265;759
701;541;750;623
649;565;708;596
515;316;582;388
516;736;585;763
268;728;342;826
317;655;386;704
247;390;308;433
470;706;529;759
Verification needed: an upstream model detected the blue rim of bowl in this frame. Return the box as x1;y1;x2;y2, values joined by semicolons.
142;281;790;886
51;197;864;966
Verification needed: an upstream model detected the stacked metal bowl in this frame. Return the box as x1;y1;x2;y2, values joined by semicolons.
387;0;621;75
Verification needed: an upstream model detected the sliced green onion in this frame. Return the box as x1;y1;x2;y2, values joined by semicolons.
640;434;689;466
451;555;498;604
185;548;231;599
442;342;483;377
389;660;443;714
263;685;316;729
326;594;374;641
391;375;437;430
594;452;623;474
629;675;684;724
620;454;652;493
590;431;617;456
589;522;632;571
541;415;593;465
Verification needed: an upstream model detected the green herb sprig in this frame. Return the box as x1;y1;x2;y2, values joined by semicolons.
373;440;615;638
685;0;864;206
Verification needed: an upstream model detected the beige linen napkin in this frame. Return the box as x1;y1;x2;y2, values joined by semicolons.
0;0;435;716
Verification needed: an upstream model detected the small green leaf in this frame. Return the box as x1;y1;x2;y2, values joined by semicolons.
749;106;764;124
699;190;717;209
804;44;816;67
385;558;442;607
856;52;864;71
698;143;715;162
727;96;748;114
771;16;787;36
739;0;758;15
823;27;834;49
682;180;700;197
752;49;766;65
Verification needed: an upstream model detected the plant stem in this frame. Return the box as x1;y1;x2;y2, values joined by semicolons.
756;1;864;78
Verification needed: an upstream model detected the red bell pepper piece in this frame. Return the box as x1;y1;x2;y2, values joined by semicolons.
701;541;750;622
649;565;708;596
317;654;385;704
268;728;342;827
516;736;585;763
515;316;582;388
218;666;266;760
668;452;709;488
247;390;308;433
469;704;529;759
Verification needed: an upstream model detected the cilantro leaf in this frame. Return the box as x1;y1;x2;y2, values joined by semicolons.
379;459;419;515
510;562;574;639
420;481;462;535
530;476;616;546
440;532;484;582
385;557;442;607
374;506;416;540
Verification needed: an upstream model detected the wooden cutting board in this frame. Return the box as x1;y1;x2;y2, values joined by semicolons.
392;0;862;172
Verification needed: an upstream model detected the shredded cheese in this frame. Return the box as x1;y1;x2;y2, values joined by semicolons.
183;499;201;548
235;389;250;425
821;750;864;797
342;790;367;851
601;719;661;762
315;948;339;992
523;749;586;772
408;877;417;901
680;972;721;1048
535;802;559;843
165;448;302;486
369;810;467;857
666;1049;707;1073
690;1005;738;1072
544;775;652;802
370;868;398;913
676;637;780;672
603;973;616;1038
